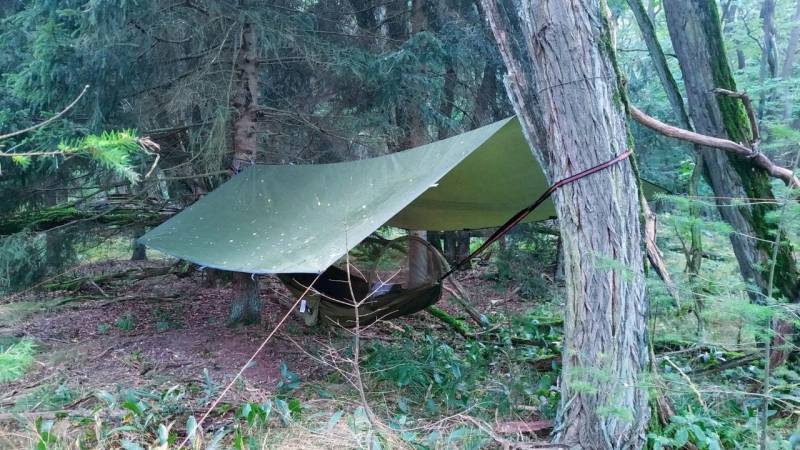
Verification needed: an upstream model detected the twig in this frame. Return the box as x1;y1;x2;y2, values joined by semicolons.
663;356;708;412
0;85;90;142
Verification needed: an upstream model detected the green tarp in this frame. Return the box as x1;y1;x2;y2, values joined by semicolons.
140;117;646;274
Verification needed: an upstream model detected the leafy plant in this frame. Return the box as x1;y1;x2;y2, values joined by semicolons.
649;414;725;450
0;338;35;383
115;312;135;331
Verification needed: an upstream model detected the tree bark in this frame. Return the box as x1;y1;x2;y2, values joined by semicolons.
663;0;799;305
228;272;262;325
227;20;262;325
482;1;650;448
231;21;260;173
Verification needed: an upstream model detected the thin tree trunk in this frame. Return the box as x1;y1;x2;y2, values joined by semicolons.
482;1;650;447
664;0;799;304
228;20;262;325
472;61;499;129
780;0;800;120
229;272;262;325
407;230;429;288
758;0;778;119
131;223;147;261
628;0;699;316
721;1;747;70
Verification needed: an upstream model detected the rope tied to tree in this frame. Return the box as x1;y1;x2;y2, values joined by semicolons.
439;149;633;281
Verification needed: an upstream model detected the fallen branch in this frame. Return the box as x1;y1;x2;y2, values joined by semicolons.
630;106;800;188
44;266;174;292
443;280;490;328
426;305;472;337
691;352;759;378
713;89;760;145
643;199;680;307
495;419;553;434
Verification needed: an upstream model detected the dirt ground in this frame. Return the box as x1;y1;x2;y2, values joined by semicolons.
0;259;528;416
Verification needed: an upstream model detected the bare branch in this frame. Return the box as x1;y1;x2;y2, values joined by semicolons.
713;88;760;145
0;85;90;141
630;106;799;188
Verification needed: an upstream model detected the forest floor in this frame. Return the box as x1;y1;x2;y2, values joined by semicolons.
0;258;551;448
1;223;789;448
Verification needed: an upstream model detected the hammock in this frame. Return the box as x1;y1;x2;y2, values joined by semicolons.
279;151;633;327
278;235;448;327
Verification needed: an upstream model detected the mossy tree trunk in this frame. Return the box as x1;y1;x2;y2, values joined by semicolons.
664;0;799;365
664;0;799;304
483;1;650;447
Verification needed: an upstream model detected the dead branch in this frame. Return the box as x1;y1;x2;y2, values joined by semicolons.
713;88;760;145
443;281;490;328
643;199;681;307
0;85;90;142
630;106;800;188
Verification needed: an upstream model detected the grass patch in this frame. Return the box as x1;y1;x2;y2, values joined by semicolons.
0;339;36;383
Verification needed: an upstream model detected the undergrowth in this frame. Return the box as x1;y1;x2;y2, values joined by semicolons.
0;338;35;383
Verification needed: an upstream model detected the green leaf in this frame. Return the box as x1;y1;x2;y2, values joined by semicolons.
10;155;31;167
157;423;169;445
324;410;344;433
674;427;689;447
275;399;292;425
121;399;147;416
287;398;302;417
120;440;145;450
186;416;198;444
206;428;229;450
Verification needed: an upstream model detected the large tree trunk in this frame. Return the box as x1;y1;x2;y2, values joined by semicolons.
663;0;799;304
227;20;262;325
482;1;650;448
228;272;262;325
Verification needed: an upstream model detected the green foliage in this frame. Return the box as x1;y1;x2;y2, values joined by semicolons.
0;338;36;383
493;224;559;299
55;130;144;182
649;414;724;450
363;314;560;419
115;312;135;331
